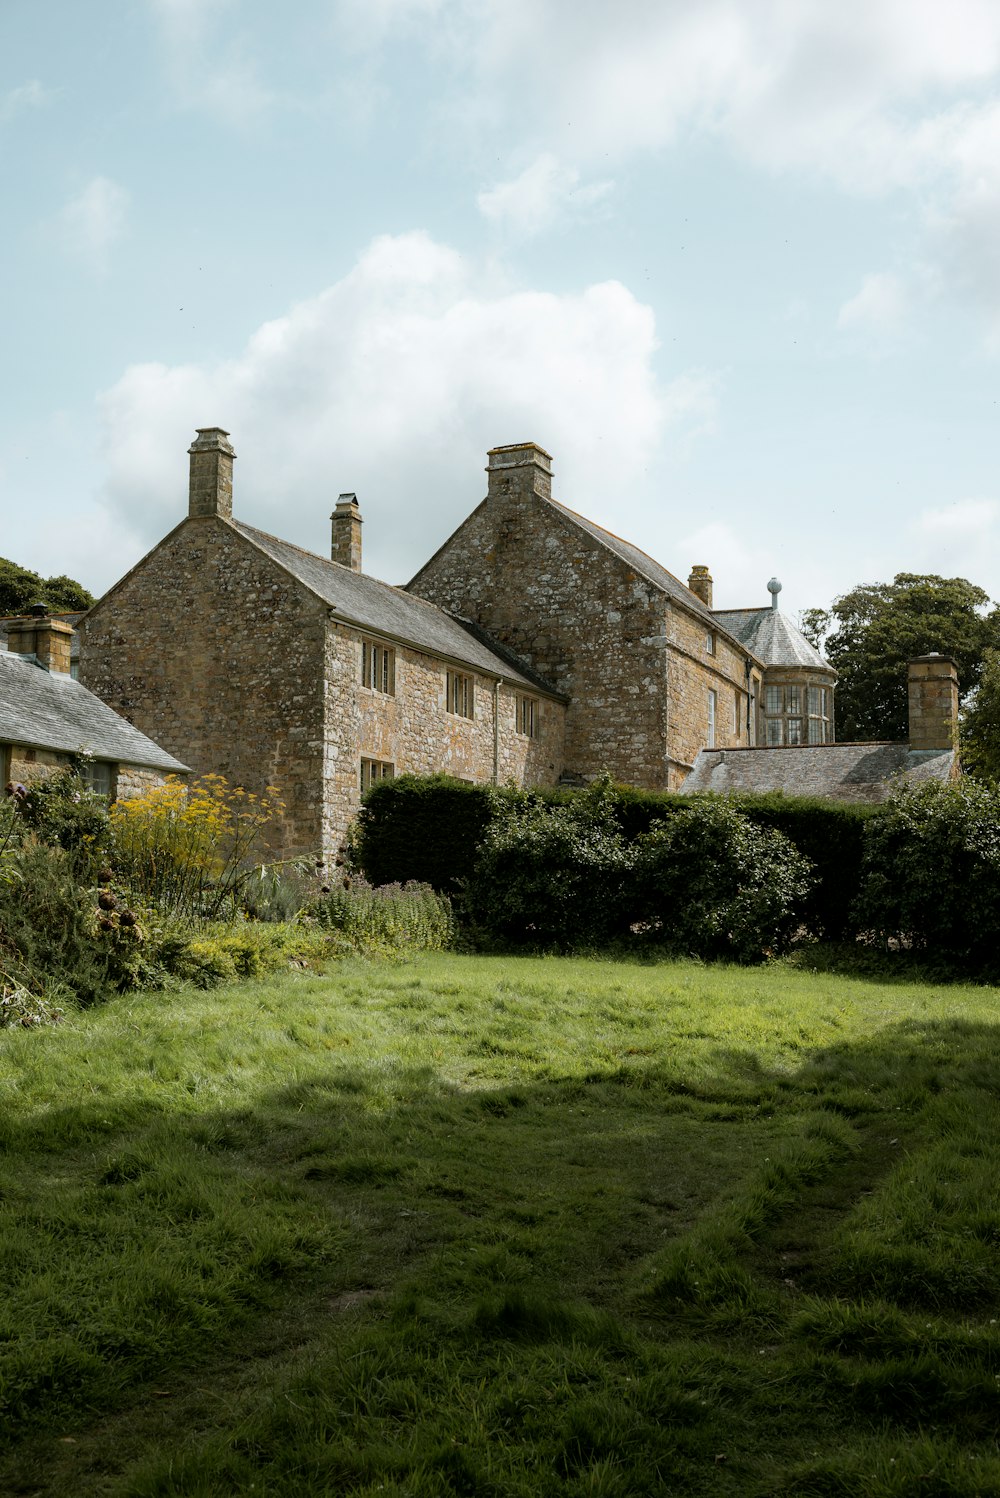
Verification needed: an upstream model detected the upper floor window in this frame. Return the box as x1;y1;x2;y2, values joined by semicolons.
517;694;539;738
764;682;832;745
361;639;395;695
705;631;716;655
447;671;474;719
707;689;717;749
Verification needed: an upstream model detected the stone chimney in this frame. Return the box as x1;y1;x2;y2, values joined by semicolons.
688;565;713;607
486;443;553;505
908;654;960;751
6;604;73;674
331;493;363;572
188;427;235;519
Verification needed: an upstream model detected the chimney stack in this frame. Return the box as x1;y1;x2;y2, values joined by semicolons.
188;427;235;519
6;605;73;674
331;493;363;571
908;654;959;751
687;565;713;608
486;443;553;506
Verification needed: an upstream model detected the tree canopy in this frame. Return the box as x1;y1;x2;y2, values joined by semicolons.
0;557;94;617
810;573;1000;742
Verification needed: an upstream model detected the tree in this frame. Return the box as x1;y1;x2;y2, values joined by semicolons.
961;648;1000;784
817;573;1000;742
0;557;94;616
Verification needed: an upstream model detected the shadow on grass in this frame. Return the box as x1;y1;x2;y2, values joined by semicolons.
3;1009;1000;1495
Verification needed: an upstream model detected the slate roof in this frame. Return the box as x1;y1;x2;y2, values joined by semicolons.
233;521;561;696
711;607;831;670
547;501;751;648
0;652;188;772
680;742;958;804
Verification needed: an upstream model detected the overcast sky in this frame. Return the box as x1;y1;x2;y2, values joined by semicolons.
3;0;1000;619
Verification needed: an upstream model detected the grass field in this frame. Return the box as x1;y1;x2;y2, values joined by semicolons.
2;952;1000;1495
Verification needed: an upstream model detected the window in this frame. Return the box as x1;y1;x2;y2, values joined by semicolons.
766;717;783;745
707;689;717;749
446;671;474;718
360;758;394;793
765;684;782;715
786;718;804;745
361;639;395;695
807;685;831;743
732;690;741;737
705;631;715;655
516;694;539;738
81;760;114;798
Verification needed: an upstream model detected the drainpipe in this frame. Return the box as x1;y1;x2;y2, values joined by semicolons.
493;679;501;784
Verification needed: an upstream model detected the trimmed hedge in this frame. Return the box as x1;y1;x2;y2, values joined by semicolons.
351;775;878;940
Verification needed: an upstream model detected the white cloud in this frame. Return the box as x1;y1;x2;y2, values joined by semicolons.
837;272;908;337
95;230;711;587
477;154;612;239
1;80;51;121
58;177;129;273
148;0;274;124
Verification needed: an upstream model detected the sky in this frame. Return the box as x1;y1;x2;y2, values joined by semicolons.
2;0;1000;623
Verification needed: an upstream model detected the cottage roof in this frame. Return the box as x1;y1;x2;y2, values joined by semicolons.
712;607;830;671
680;742;957;804
233;522;562;696
0;652;188;772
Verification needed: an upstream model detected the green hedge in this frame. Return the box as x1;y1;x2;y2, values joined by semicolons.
351;776;879;939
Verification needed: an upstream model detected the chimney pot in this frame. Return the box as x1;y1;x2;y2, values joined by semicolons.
331;493;363;571
188;427;236;519
688;565;713;608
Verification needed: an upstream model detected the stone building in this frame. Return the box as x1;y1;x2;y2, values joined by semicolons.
80;427;847;856
682;655;960;803
80;430;565;858
1;606;187;797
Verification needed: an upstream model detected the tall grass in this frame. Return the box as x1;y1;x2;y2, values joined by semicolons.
1;954;1000;1495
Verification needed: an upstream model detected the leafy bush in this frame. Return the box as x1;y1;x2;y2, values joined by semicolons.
852;781;1000;973
463;786;635;949
351;774;499;891
152;920;335;988
0;843;151;1005
12;765;111;877
632;799;815;963
110;775;286;919
310;878;454;953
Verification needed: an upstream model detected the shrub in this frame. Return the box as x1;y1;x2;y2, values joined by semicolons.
110;775;286;920
12;764;111;877
310;879;454;953
351;774;499;891
463;785;635;949
632;799;815;963
852;781;1000;973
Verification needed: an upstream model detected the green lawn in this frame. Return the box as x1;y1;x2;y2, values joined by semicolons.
2;953;1000;1495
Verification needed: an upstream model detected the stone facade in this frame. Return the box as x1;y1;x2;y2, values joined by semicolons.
409;444;762;790
80;430;566;859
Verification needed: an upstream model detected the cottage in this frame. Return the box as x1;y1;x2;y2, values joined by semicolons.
1;606;187;797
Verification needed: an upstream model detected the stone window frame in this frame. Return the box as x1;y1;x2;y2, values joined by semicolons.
707;688;717;749
360;758;394;793
705;630;716;655
516;693;539;738
446;670;474;719
763;682;833;746
361;639;395;696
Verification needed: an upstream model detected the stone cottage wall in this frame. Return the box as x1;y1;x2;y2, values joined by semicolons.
80;519;328;858
665;605;759;787
321;622;564;852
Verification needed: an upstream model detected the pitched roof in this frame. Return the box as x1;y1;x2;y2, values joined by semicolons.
680;743;958;804
712;607;831;671
0;653;188;772
232;521;561;696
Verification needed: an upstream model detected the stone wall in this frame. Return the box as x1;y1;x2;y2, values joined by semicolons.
410;451;752;790
115;764;178;800
80;518;329;858
321;622;564;852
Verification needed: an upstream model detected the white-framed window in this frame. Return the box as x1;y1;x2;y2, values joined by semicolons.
705;631;715;655
361;639;395;695
707;689;717;749
446;671;474;718
360;758;394;793
80;760;114;798
516;694;539;738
